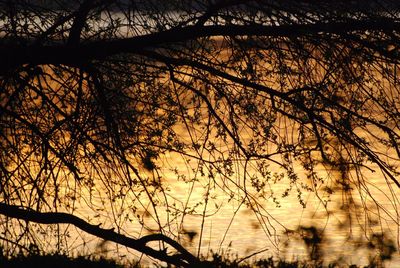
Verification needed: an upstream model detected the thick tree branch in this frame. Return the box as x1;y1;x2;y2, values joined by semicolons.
67;0;94;46
0;203;202;267
1;18;399;74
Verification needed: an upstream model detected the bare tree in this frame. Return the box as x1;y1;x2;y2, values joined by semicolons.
1;0;400;266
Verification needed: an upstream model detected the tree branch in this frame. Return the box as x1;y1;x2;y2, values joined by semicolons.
0;203;202;267
1;18;399;74
67;0;94;46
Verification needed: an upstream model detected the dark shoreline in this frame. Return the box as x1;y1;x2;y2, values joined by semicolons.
0;252;390;268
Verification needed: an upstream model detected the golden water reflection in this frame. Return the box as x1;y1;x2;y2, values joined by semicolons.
87;136;396;266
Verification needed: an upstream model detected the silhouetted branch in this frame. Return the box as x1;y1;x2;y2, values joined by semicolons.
1;18;399;74
0;202;201;267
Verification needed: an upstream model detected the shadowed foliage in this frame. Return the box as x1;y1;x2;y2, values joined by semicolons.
1;0;400;266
